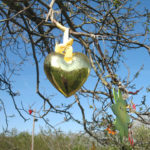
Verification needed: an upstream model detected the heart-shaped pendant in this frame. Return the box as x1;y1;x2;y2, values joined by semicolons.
44;52;91;97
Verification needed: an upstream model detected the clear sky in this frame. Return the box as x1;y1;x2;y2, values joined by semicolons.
0;0;150;134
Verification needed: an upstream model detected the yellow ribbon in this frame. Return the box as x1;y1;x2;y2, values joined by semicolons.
55;28;73;63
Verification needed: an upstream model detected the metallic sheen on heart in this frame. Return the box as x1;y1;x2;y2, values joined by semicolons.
44;52;91;97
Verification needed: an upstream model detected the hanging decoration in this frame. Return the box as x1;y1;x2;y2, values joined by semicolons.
111;88;130;141
44;28;91;97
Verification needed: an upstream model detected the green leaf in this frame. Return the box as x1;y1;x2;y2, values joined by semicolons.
111;88;130;141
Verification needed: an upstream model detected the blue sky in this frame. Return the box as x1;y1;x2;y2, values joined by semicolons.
0;0;150;134
1;44;150;134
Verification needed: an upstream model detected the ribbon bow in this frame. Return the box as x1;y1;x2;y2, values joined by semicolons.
55;28;73;63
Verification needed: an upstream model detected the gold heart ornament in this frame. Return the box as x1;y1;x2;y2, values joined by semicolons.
44;52;91;97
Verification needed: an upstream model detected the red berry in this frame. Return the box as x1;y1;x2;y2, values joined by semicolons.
28;109;33;115
132;104;136;110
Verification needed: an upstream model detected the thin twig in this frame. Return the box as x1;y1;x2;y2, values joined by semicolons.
0;99;8;132
31;110;36;150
